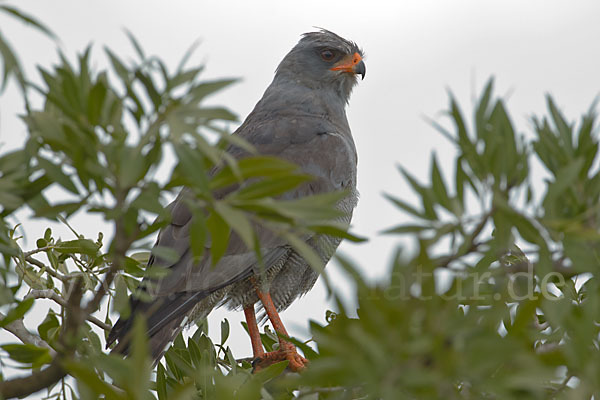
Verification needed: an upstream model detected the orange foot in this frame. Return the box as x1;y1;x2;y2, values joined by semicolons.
252;343;308;372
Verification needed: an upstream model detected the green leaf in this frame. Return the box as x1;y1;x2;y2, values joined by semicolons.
0;5;56;39
255;191;346;222
104;47;130;83
176;39;201;73
113;274;130;319
151;246;181;265
87;353;129;387
164;348;197;378
86;330;103;353
455;156;474;210
399;167;437;220
87;75;109;124
130;316;151;394
450;95;472;151
206;211;230;266
382;224;429;235
210;125;256;154
383;193;425;220
210;156;299;190
287;336;319;361
124;29;145;61
189;209;207;260
282;231;325;276
116;145;148;188
0;189;24;210
475;78;494;137
172;142;212;189
135;69;161;110
0;297;34;328
215;201;255;251
507;211;545;245
54;239;99;255
547;96;574;156
430;153;452;212
36;156;79;195
1;343;52;368
188;79;238;103
543;157;584;208
65;360;127;399
129;251;150;265
188;336;203;368
130;183;165;215
220;319;230;345
0;29;26;92
156;363;168;400
450;94;484;180
306;223;367;242
166;66;202;91
232;174;312;200
252;360;288;383
32;201;82;219
37;309;59;342
194;107;237;121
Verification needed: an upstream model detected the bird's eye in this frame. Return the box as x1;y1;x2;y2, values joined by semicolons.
320;49;335;61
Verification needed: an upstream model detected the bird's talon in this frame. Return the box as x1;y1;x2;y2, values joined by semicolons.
251;357;263;370
251;349;308;373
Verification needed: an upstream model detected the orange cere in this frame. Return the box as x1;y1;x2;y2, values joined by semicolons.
330;52;363;72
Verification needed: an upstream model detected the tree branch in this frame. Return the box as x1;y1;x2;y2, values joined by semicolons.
25;289;111;331
84;267;116;315
0;312;56;356
0;279;84;399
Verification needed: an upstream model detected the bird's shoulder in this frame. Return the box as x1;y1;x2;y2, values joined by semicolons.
144;107;358;289
232;110;357;166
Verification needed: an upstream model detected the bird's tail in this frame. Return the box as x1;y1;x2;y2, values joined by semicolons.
106;291;207;363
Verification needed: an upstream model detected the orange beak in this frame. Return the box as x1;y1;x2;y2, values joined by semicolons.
330;52;366;80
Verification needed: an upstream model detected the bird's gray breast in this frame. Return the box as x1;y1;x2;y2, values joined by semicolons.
221;116;359;314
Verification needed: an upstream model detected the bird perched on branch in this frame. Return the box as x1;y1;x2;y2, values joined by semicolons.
107;29;365;371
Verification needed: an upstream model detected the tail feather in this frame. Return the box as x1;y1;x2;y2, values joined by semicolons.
107;269;253;363
106;292;206;362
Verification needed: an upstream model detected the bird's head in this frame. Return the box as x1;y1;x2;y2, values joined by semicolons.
275;29;365;101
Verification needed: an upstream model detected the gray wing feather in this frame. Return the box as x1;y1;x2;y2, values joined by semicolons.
107;111;356;355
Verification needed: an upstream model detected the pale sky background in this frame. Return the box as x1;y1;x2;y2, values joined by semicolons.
1;1;600;396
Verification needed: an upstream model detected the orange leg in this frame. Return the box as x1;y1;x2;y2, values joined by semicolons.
252;290;308;372
243;305;264;358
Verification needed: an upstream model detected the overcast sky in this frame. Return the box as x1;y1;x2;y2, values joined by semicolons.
1;0;600;379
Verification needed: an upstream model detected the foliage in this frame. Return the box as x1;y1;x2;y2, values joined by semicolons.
1;4;600;400
306;82;600;399
0;4;359;399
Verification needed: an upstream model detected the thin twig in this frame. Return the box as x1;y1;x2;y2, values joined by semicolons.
84;268;117;314
25;290;111;331
23;255;68;283
435;210;493;268
85;218;136;314
23;246;54;258
506;259;576;279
